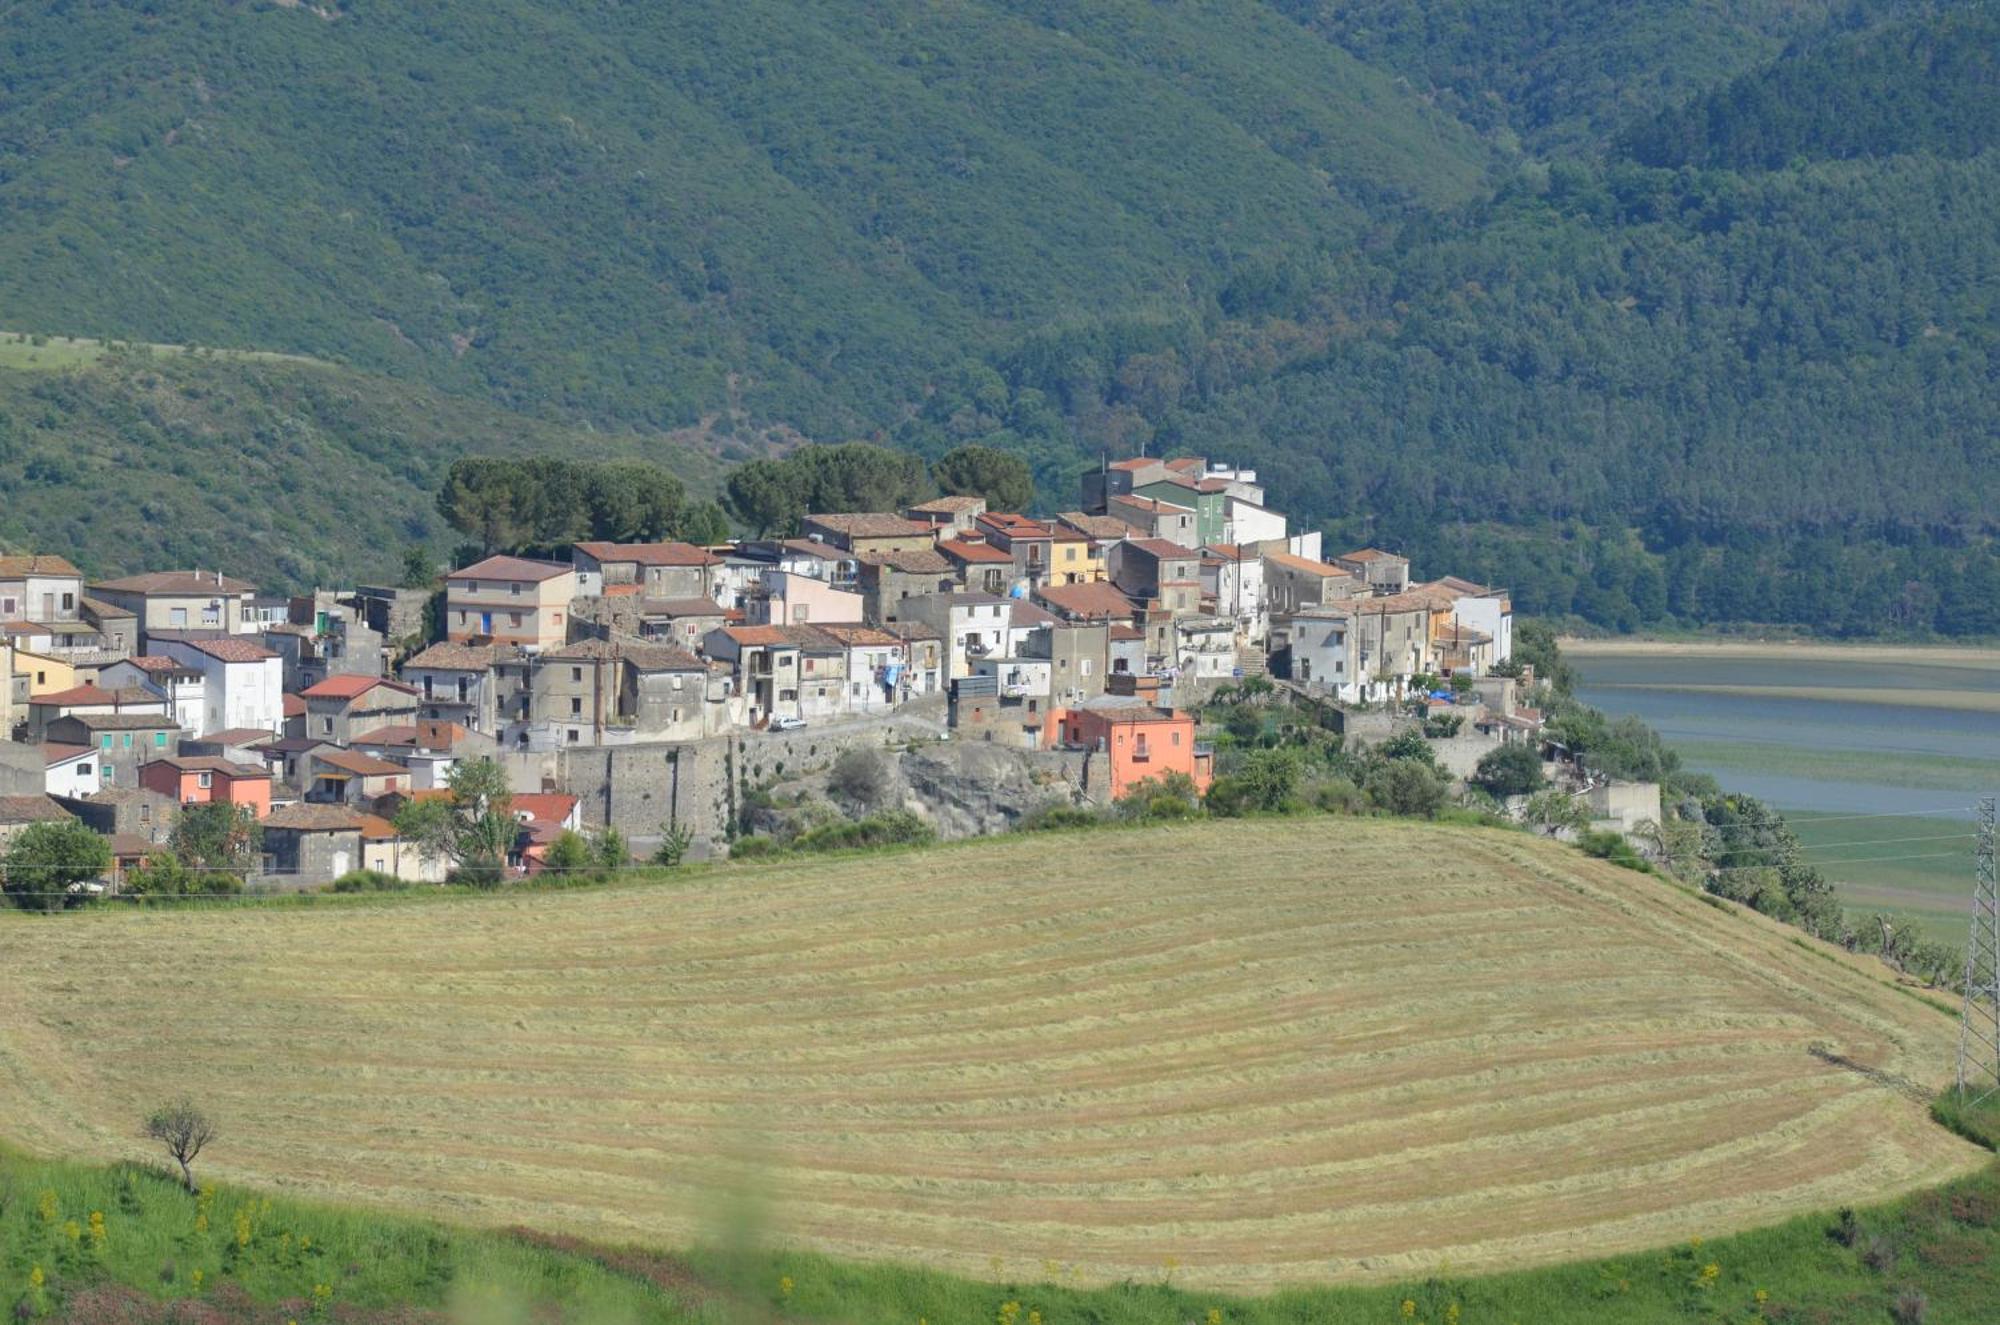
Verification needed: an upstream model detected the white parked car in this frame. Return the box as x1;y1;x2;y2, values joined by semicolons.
768;715;808;732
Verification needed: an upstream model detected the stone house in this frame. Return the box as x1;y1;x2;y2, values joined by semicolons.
0;554;84;624
570;541;721;600
45;712;181;790
299;675;422;745
1333;548;1413;595
855;549;958;626
1262;551;1366;616
88;570;258;645
259;802;365;884
798;513;937;558
400;641;502;733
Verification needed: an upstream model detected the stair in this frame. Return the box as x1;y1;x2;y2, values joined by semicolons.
1234;646;1269;678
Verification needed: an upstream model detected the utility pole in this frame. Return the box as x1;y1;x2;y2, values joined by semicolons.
1956;796;2000;1103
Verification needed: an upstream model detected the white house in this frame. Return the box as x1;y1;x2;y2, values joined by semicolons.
42;743;101;798
100;656;207;733
898;592;1014;680
1274;606;1359;701
1418;578;1515;668
1173;615;1238;681
1223;498;1285;548
158;637;285;737
811;624;908;717
1201;547;1268;645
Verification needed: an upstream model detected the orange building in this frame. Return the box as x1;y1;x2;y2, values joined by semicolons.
137;756;274;818
1051;704;1211;800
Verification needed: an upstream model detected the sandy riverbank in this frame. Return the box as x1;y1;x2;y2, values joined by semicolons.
1558;638;2000;669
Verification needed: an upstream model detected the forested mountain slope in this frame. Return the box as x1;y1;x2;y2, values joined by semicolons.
0;0;1487;433
0;1;1993;634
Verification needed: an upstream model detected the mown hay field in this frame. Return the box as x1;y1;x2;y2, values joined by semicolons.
0;819;1983;1291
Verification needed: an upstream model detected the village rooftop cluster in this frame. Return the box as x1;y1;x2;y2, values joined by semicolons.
0;455;1542;886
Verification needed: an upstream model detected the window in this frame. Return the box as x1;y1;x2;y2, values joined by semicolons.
567;728;579;743
61;592;74;611
321;717;333;735
1133;734;1150;762
511;582;523;595
197;772;212;789
509;612;523;628
102;767;114;785
170;607;188;628
1172;731;1181;745
1081;659;1094;677
77;764;91;778
571;667;583;683
154;732;167;748
122;733;133;748
101;735;114;750
0;597;12;614
569;698;582;716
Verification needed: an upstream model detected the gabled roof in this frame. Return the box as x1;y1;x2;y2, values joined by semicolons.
117;655;199;677
1108;494;1194;516
800;513;934;539
572;541;721;567
1054;511;1138;541
402;641;499;671
0;794;72;825
1162;456;1206;474
149;756;271;779
1335;547;1407;564
282;694;307;718
301;675;419;701
27;684;161;708
512;792;579;825
51;712;178;731
812;624;903;648
1124;538;1197;560
262;803;364;831
1034;581;1140;622
1008;601;1059;629
1263;551;1348;577
356;814;401;842
91;570;255;594
175;637;278;664
1360;588;1460;614
0;554;82;578
78;595;133;619
450;555;575;583
41;743;92;766
720;625;795;648
976;512;1053;539
1105;457;1159;472
313;749;407;778
860;548;954;574
352;720;475;750
906;495;986;514
938;538;1014;565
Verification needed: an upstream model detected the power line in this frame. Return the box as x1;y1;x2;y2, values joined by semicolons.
1955;798;1998;1103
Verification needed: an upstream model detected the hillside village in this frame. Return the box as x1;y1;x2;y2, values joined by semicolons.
0;456;1650;890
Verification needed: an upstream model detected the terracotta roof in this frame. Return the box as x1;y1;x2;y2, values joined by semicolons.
1202;543;1245;561
1414;575;1493;597
1106;458;1158;472
635;597;728;618
1108;494;1194;516
800;513;934;539
811;624;902;648
880;621;942;642
402;641;499;671
1263;551;1348;577
106;833;159;858
52;712;177;731
0;554;82;577
77;595;134;618
572;541;721;567
1054;511;1137;541
356;814;400;841
301;675;418;700
176;637;277;663
262;803;365;831
0;794;73;824
1163;456;1205;474
1108;625;1145;642
1124;538;1197;560
1361;588;1459;613
28;684;160;708
450;555;575;583
721;625;794;647
511;792;579;825
860;548;953;574
314;749;407;778
1034;582;1139;622
938;539;1014;565
41;743;92;766
151;756;270;778
1336;547;1406;564
1009;601;1059;629
92;570;255;594
282;694;307;718
976;512;1053;539
906;495;986;514
547;637;702;670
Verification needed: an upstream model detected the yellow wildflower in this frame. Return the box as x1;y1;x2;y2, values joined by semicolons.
1207;1310;1223;1325
235;1210;253;1249
35;1189;57;1222
63;1219;81;1243
1402;1301;1418;1320
1755;1288;1770;1304
89;1210;107;1248
1445;1305;1461;1325
779;1275;794;1300
192;1268;205;1291
28;1266;44;1290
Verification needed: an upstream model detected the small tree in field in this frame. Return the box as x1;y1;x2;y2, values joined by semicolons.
144;1100;217;1194
2;818;111;911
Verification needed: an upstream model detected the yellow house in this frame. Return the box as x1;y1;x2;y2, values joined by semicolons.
11;647;76;698
445;555;579;649
1048;530;1105;585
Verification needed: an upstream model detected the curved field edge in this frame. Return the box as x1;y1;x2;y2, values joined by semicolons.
0;819;1984;1293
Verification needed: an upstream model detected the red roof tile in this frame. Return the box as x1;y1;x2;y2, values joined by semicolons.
301;675;419;701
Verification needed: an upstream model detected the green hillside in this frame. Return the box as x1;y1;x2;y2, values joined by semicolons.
0;348;724;589
0;0;1488;433
0;1;1995;633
